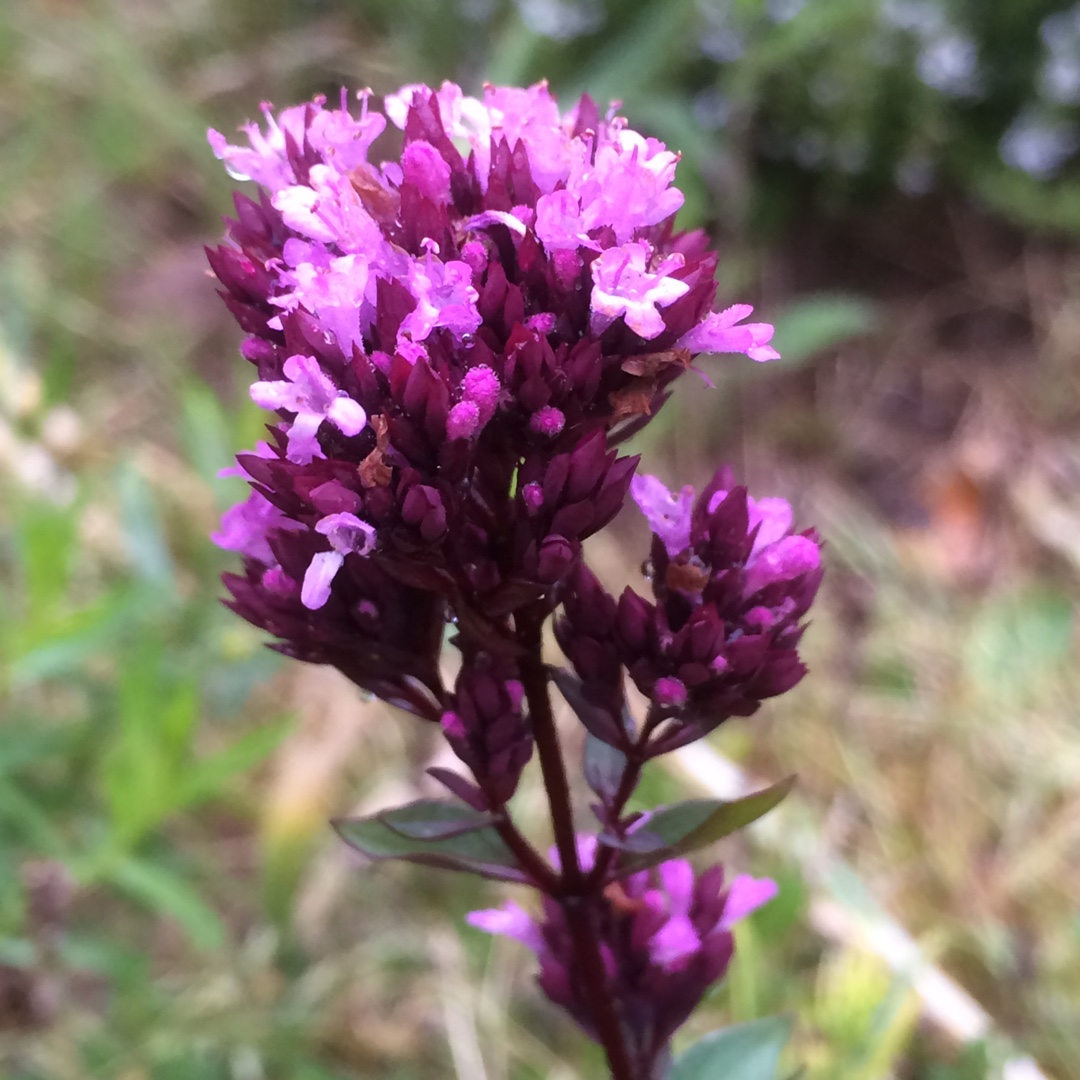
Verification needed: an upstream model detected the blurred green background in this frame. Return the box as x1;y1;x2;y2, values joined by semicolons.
2;0;1079;1076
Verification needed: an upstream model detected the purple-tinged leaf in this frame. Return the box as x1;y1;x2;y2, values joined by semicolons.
377;798;497;840
606;777;795;875
584;732;627;804
426;766;489;811
598;821;662;853
332;799;527;883
550;667;626;747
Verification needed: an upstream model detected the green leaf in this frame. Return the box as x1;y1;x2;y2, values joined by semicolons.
117;462;174;586
610;778;795;874
9;585;147;686
672;1016;794;1080
105;856;225;952
13;497;78;615
333;799;527;882
768;294;879;368
102;639;197;845
178;718;290;809
180;380;234;499
963;588;1073;705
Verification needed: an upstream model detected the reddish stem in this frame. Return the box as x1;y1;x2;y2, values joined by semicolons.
516;609;636;1080
587;754;645;889
493;818;561;894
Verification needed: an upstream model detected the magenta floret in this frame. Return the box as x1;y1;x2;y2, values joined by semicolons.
468;848;776;1072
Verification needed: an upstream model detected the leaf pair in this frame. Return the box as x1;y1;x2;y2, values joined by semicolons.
333;776;793;882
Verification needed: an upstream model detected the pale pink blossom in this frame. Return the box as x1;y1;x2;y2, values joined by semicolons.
677;304;781;363
589;242;689;339
250;355;367;464
301;512;377;610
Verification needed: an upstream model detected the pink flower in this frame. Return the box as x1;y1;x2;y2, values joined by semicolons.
208;101;308;191
466;901;545;952
579;129;685;244
272;164;384;254
250;354;367;464
301;512;377;610
269;240;371;352
720;874;779;928
677;304;781;363
467;848;779;1060
305;89;386;171
630;474;695;556
535;189;603;252
212;490;296;565
741;535;822;598
482;83;570;192
590;242;690;339
398;250;482;346
706;487;822;597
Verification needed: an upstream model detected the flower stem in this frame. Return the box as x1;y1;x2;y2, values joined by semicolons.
587;755;644;889
516;609;636;1080
493;819;561;894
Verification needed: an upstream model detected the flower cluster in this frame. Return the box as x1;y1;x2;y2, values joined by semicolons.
556;470;822;754
469;844;777;1074
209;81;814;1077
208;82;779;705
437;656;532;809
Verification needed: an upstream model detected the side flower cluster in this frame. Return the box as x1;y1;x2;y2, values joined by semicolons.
437;657;532;809
208;81;779;709
556;470;822;754
469;845;777;1073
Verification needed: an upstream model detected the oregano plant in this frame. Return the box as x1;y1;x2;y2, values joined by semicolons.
207;81;821;1079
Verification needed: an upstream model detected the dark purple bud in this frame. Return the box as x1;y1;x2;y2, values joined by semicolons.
401;483;448;542
521;482;544;516
536;534;575;584
440;657;533;806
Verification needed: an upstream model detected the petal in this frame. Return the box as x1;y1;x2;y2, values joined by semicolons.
657;859;696;915
649;913;701;969
677;305;780;363
283;354;335;405
630;473;694;557
211;492;278;564
250;378;299;412
589;242;689;339
466;903;545;954
315;511;376;555
622;302;667;340
327;394;367;436
285;411;325;465
463;209;528;236
748;496;794;555
272;185;338;243
743;534;821;597
401;139;453;203
301;550;344;610
720;874;778;928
